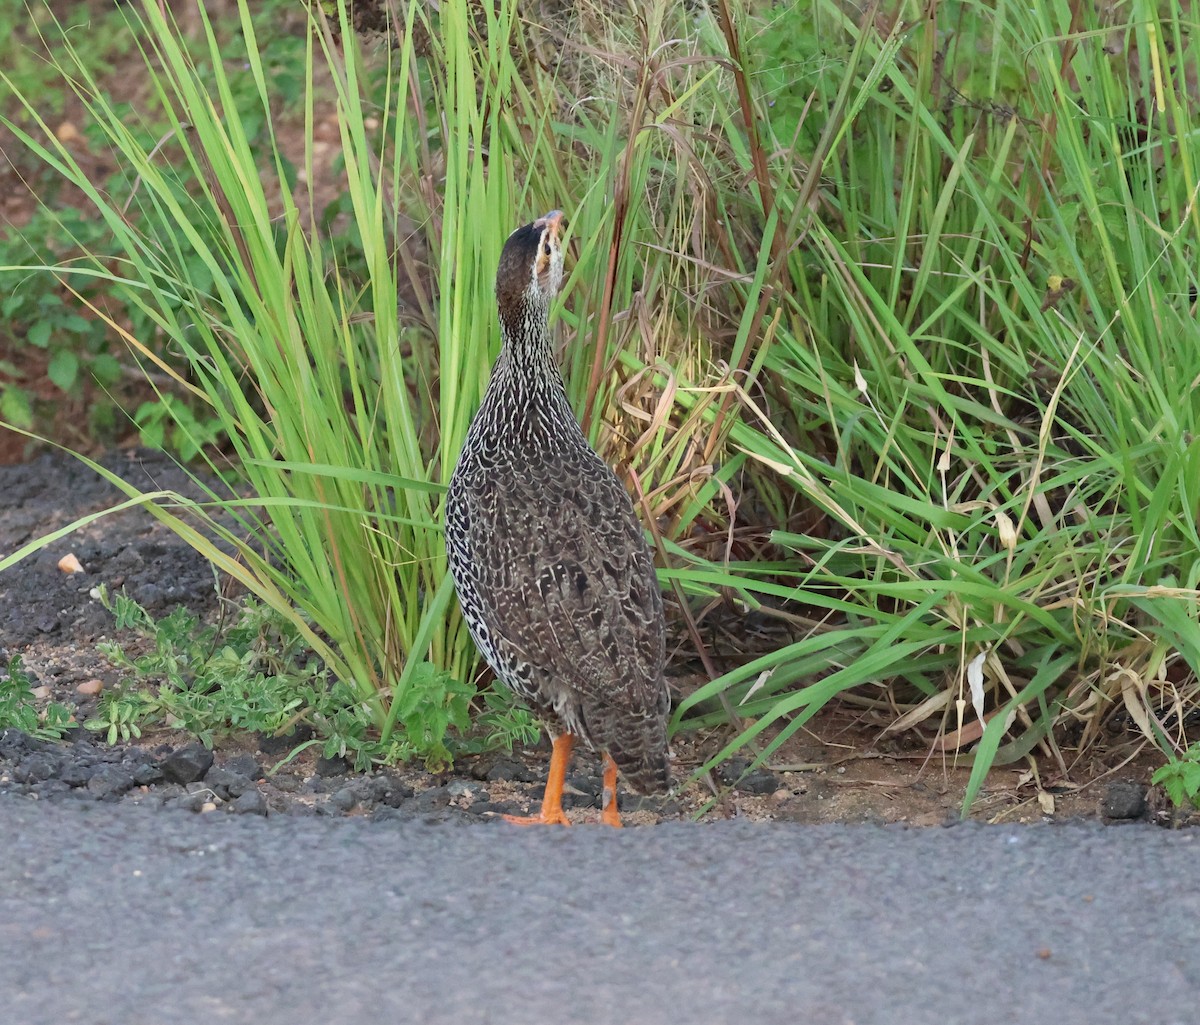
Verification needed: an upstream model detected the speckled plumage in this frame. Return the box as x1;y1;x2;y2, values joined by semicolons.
445;212;669;796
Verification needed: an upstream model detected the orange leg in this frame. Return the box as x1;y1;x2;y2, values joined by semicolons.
503;734;574;826
600;753;623;828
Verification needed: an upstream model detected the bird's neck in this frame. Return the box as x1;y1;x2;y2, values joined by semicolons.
494;298;566;399
472;296;583;451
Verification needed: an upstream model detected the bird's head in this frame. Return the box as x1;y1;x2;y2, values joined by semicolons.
495;210;565;319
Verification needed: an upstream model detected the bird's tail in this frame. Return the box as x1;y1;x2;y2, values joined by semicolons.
608;711;670;795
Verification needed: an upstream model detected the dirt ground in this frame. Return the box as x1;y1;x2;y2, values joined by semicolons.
0;449;1188;828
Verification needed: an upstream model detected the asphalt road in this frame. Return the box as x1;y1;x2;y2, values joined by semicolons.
1;798;1196;1025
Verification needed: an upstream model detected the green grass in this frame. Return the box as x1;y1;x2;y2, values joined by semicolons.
1;0;1197;808
676;0;1200;810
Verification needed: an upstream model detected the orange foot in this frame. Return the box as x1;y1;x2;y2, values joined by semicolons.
501;733;574;827
600;753;623;828
502;808;571;827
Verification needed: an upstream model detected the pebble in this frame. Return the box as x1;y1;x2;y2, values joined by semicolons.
132;762;163;786
738;770;779;795
203;766;254;799
1101;782;1147;820
330;787;358;812
415;785;451;810
623;795;678;817
57;552;85;574
316;755;352;777
447;779;488;801
34;779;74;800
160;745;214;785
257;725;314;755
59;761;97;788
272;773;301;793
223;754;263;779
372;805;414;824
231;789;268;816
0;729;44;760
167;792;208;813
561;790;598;810
566;772;599;797
367;776;414;808
716;757;778;794
475;756;537;783
14;752;65;784
86;765;136;800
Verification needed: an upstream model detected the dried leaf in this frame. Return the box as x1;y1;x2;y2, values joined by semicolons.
931;717;986;752
931;706;1016;752
853;361;868;395
883;688;951;732
995;510;1017;553
967;651;987;724
1118;668;1155;741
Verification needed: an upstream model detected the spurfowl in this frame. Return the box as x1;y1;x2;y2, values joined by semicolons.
445;210;669;827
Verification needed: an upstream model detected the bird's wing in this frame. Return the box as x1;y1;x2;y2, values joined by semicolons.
463;447;666;718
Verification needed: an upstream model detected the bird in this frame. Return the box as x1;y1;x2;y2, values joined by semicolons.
445;210;670;827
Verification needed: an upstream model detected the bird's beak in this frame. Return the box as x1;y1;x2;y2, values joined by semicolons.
536;210;564;242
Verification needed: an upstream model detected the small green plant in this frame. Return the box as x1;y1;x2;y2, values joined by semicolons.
88;586;476;770
0;207;120;429
1152;744;1200;811
469;688;542;755
132;396;226;462
90;587;326;747
0;1;133;126
0;655;74;740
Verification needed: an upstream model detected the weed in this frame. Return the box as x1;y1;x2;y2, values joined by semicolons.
90;588;326;747
88;586;485;770
471;688;542;755
132;396;226;463
0;655;74;741
0;0;314;455
1152;744;1200;811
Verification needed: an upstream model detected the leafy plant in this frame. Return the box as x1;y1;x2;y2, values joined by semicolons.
0;0;133;124
88;586;485;770
0;207;119;428
132;396;225;462
4;0;680;761
91;587;323;743
465;688;542;756
0;0;314;455
0;655;74;741
1152;744;1200;811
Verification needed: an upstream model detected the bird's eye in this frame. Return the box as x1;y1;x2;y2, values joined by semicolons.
542;241;552;257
